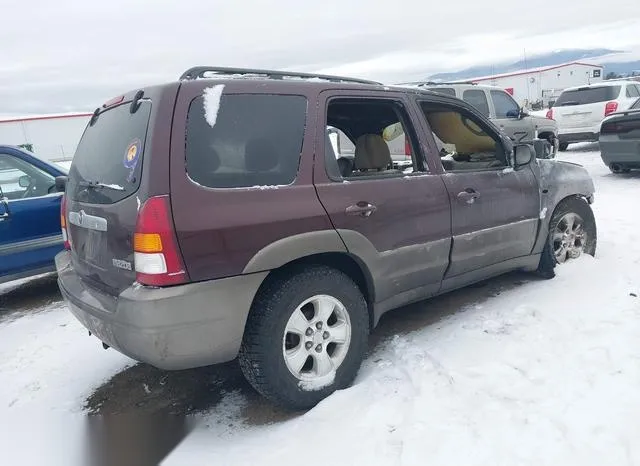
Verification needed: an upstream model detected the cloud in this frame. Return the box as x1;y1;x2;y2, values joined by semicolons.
1;0;639;113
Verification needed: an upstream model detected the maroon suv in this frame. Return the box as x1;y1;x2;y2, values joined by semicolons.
55;66;597;409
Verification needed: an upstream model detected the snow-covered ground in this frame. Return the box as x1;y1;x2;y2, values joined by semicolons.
2;146;640;465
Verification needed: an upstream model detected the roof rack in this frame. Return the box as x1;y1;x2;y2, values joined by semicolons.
179;66;382;85
397;80;477;86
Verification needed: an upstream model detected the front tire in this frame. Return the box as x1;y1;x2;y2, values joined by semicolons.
238;265;369;410
536;197;597;279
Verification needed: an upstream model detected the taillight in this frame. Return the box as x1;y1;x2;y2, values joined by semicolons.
60;195;71;250
404;135;411;158
604;101;618;116
601;119;640;134
546;108;554;120
134;195;188;286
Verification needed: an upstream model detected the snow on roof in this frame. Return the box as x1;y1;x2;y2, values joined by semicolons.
0;111;92;124
457;61;604;83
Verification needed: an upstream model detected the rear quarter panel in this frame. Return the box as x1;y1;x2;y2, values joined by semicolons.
169;81;335;282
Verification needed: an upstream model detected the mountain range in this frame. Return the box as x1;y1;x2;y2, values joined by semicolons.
428;49;640;81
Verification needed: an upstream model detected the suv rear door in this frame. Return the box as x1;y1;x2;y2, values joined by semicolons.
65;85;178;295
314;90;452;308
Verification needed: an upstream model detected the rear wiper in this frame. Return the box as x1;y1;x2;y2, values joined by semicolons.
558;101;580;106
78;180;125;191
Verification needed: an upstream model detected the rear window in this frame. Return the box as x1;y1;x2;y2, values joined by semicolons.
67;101;151;204
555;86;621;106
186;93;307;189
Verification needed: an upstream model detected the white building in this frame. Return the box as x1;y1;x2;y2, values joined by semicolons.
0;112;92;163
457;62;604;108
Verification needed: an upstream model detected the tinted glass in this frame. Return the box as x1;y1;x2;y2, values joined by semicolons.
430;87;456;97
186;94;307;188
491;90;520;118
462;90;490;117
555;86;622;106
626;85;640;98
67;102;151;204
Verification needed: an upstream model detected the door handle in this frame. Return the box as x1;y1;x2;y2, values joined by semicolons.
346;201;377;217
457;189;480;204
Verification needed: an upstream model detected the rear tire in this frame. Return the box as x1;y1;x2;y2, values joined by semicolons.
238;265;369;410
536;197;597;279
559;142;569;151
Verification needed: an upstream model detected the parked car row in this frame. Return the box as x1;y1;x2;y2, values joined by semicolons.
48;66;597;410
547;79;640;173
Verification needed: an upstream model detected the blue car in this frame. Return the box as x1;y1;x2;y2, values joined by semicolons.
0;145;68;285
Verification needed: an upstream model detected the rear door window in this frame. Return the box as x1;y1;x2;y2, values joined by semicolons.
555;86;622;106
67;101;151;204
462;89;490;117
186;94;307;189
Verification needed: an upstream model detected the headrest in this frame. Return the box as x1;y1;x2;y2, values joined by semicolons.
354;134;392;170
244;138;279;172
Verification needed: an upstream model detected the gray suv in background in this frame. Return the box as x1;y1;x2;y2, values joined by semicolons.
408;82;559;159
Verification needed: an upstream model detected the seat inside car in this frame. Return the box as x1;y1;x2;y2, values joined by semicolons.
351;134;400;176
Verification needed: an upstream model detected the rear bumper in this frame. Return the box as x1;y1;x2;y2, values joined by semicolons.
599;138;640;166
558;131;599;144
55;251;267;370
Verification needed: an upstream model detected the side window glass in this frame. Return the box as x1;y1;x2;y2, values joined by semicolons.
491;90;520;118
418;102;507;172
186;94;307;189
0;154;55;200
626;85;640;98
325;98;423;180
462;89;490;117
631;98;640;110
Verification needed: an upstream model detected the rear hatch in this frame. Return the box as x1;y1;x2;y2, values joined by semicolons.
65;95;153;295
553;85;621;131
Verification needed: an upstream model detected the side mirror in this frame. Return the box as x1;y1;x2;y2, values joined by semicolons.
519;107;529;119
505;109;520;118
55;176;68;193
18;175;31;188
514;145;534;169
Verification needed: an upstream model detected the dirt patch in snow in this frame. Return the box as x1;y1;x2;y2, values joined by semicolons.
0;273;61;323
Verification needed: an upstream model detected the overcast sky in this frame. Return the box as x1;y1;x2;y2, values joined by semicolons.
1;0;640;115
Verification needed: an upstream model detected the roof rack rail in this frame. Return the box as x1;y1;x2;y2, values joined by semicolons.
179;66;382;85
397;80;477;86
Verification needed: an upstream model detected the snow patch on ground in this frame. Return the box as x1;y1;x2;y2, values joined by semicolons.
298;372;336;392
203;85;225;128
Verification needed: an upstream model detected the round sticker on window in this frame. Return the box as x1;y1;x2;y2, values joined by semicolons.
124;139;141;169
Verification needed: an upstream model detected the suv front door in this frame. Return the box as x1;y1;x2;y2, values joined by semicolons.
414;98;540;288
314;91;452;311
490;89;535;144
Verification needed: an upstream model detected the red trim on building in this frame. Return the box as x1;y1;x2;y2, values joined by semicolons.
0;113;92;124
